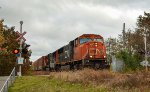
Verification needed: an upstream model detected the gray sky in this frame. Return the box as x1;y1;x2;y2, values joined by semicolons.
0;0;149;61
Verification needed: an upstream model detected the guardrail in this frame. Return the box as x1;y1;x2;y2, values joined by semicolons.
0;67;16;92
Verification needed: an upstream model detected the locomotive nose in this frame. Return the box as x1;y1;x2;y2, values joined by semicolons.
88;42;105;59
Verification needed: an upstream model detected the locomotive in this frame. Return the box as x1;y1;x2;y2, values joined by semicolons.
33;34;109;71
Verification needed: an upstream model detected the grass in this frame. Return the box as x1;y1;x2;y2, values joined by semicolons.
9;68;150;92
49;68;150;91
9;76;109;92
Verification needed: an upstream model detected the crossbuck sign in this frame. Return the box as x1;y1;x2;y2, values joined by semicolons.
16;31;26;42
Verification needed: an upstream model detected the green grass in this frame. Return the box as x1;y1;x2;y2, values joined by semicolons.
9;76;108;92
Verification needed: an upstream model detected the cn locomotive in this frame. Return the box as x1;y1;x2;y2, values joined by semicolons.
33;34;109;71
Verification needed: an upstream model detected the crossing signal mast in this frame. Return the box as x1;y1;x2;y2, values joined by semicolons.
15;21;27;76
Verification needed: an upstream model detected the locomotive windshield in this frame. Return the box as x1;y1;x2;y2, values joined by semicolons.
94;38;103;43
80;38;103;44
80;38;92;44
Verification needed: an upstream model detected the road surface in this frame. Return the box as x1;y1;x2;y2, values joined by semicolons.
0;76;8;90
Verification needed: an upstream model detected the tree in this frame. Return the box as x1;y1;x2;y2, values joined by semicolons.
136;12;150;54
0;19;32;75
0;19;5;45
0;19;19;75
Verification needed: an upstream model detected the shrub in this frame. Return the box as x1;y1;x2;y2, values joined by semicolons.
116;50;143;71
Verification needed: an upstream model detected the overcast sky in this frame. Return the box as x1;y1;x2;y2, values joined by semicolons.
0;0;149;61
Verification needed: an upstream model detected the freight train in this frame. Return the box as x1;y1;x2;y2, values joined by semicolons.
32;34;109;71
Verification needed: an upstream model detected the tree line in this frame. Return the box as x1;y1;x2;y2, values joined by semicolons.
106;12;150;71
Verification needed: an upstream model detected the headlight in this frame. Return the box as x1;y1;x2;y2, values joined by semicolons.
90;55;93;58
104;56;106;58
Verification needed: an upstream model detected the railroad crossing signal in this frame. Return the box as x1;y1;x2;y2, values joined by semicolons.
13;49;20;54
16;31;26;42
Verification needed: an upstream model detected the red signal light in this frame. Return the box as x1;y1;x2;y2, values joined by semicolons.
13;49;19;54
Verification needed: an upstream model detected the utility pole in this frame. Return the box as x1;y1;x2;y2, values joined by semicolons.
122;23;126;49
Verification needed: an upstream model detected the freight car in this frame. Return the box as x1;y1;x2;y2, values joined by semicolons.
32;55;48;70
33;34;109;71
